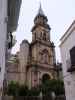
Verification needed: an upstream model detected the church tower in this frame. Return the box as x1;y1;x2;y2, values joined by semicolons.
26;4;57;88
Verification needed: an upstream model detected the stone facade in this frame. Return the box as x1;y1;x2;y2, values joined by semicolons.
60;20;75;100
7;5;57;88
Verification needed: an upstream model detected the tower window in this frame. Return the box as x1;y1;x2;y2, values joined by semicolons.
35;32;36;40
43;32;46;41
40;32;42;39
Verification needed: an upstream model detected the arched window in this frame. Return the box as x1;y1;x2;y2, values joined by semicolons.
40;32;42;39
43;32;46;41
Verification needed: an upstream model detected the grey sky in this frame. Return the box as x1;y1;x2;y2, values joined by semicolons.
12;0;75;62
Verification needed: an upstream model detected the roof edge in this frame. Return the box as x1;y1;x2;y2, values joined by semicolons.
60;20;75;41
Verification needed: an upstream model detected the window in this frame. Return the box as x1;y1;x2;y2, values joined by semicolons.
67;46;75;72
40;32;42;39
43;32;46;41
0;67;1;72
8;32;13;49
35;32;36;40
70;46;75;66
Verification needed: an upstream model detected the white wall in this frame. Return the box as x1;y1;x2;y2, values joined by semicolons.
0;0;7;92
60;29;75;100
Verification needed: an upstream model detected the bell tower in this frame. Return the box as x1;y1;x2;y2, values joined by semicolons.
31;4;51;42
26;4;57;88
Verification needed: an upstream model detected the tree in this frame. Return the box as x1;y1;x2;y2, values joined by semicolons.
7;81;19;96
7;79;65;97
41;79;65;96
7;81;29;96
18;85;28;96
28;86;40;96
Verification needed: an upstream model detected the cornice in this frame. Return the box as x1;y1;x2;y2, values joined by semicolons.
30;40;55;48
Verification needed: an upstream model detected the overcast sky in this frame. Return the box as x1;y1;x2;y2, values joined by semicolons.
12;0;75;62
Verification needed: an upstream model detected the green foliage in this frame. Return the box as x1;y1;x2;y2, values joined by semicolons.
7;81;40;96
18;85;28;96
42;79;65;96
50;79;65;95
28;87;40;96
7;81;29;96
7;79;65;96
7;81;19;96
42;74;50;84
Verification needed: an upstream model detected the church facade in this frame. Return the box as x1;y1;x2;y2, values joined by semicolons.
7;5;57;88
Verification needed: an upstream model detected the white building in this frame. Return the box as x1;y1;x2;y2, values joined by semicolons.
0;0;21;95
60;20;75;100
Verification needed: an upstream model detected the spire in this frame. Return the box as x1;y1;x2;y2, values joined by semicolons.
32;1;50;32
38;2;44;16
34;2;47;22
